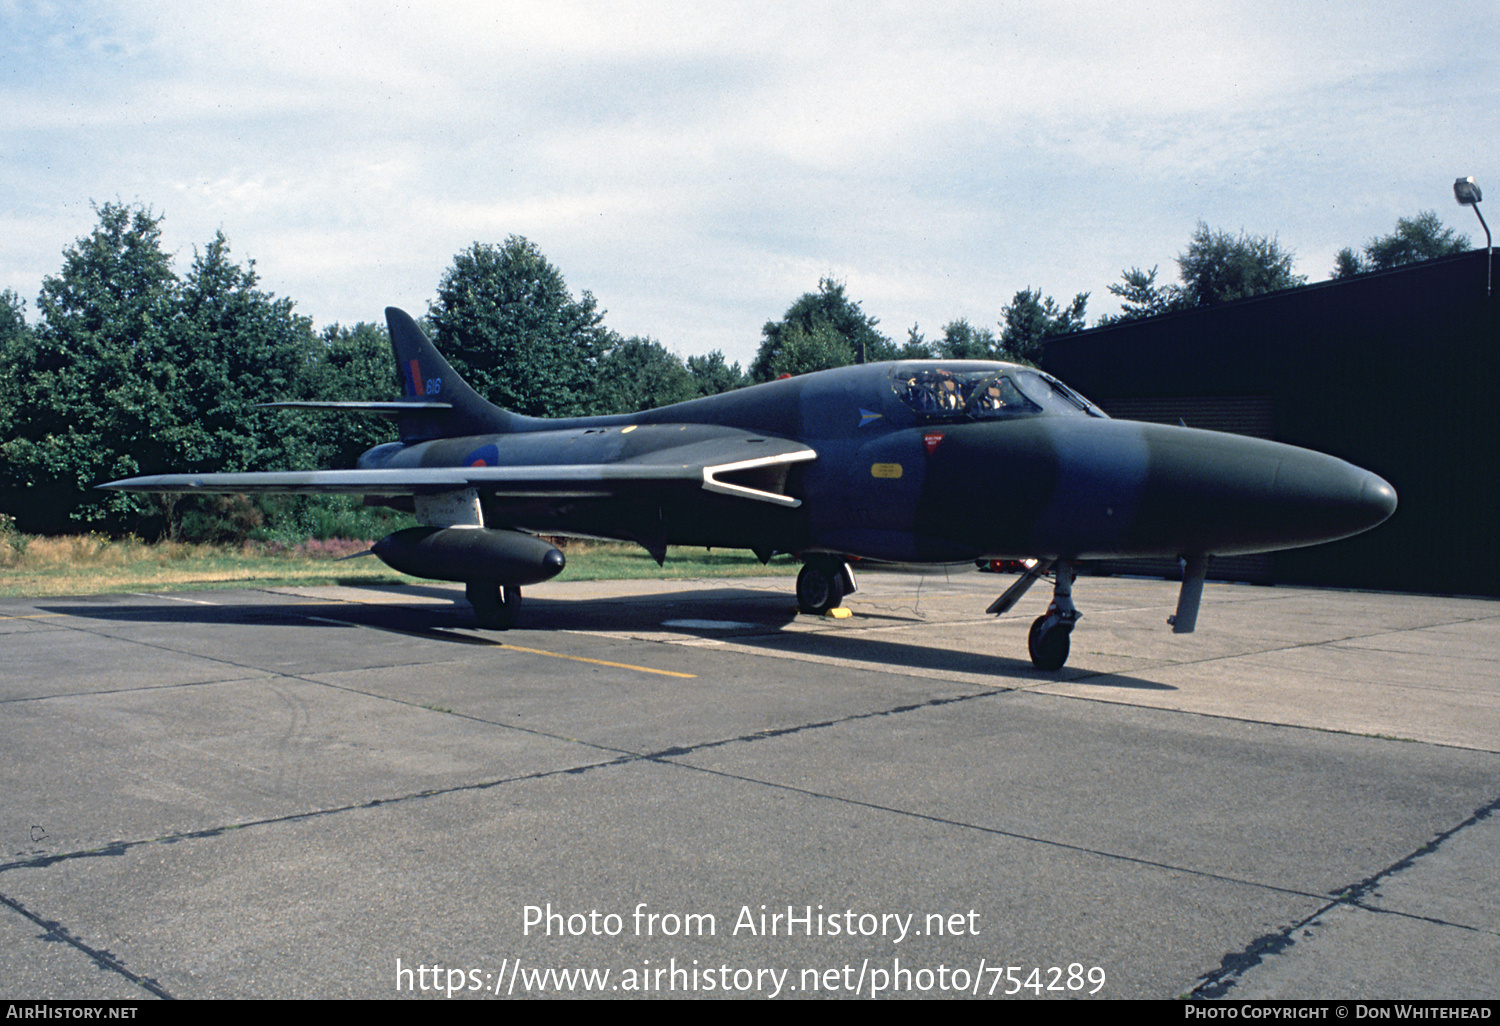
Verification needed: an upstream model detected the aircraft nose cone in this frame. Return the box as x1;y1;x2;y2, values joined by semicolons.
1125;424;1399;557
1269;450;1398;544
1357;471;1398;530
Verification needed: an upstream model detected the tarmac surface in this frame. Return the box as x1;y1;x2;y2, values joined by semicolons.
2;568;1496;1000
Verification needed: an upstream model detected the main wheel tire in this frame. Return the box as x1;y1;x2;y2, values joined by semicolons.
1028;614;1072;671
796;558;846;615
467;582;521;630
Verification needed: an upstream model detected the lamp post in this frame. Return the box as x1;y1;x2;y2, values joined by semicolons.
1454;176;1491;297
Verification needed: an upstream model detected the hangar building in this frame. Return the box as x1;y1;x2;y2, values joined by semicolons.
1040;249;1498;597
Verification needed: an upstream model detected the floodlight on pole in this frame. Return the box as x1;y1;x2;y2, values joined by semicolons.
1454;176;1491;297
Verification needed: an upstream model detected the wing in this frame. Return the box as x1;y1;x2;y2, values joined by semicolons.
102;434;817;509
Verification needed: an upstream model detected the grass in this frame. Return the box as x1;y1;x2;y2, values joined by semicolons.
0;532;799;598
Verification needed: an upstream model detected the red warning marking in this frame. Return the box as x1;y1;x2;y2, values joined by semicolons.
923;432;945;455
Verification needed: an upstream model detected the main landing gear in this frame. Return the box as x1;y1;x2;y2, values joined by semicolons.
986;559;1081;671
796;554;857;615
466;581;522;630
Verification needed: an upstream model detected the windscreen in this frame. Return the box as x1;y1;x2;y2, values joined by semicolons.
892;367;1042;421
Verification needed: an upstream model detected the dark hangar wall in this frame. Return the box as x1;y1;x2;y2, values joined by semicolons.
1041;249;1500;596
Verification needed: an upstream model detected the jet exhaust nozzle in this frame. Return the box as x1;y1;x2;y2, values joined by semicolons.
372;527;566;586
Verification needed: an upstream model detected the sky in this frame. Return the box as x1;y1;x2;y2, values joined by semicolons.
2;0;1496;367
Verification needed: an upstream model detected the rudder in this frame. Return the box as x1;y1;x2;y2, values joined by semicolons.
385;307;520;442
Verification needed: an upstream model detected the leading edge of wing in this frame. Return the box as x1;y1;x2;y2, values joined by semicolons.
257;401;455;415
102;440;818;505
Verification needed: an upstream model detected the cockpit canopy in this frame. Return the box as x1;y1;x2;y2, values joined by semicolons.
891;364;1105;422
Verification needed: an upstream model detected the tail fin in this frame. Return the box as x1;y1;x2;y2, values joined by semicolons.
385;307;521;442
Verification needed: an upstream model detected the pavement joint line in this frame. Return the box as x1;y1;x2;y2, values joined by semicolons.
0;691;1005;880
1190;793;1500;999
0;889;174;1000
660;747;1500;942
1028;681;1500;755
0;674;279;705
642;693;1500;911
0;689;1348;920
8;605;650;761
0;756;646;878
6;628;1496;991
657;752;1351;907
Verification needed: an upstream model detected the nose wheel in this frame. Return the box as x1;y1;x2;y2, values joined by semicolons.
987;560;1081;670
1026;561;1079;670
1028;610;1076;671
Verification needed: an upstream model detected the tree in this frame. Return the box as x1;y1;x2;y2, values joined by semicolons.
1096;265;1185;326
936;319;1000;360
427;237;609;417
597;336;697;413
1176;223;1305;307
0;203;182;532
898;324;934;360
0;290;32;439
759;321;856;379
685;350;747;396
751;278;892;381
1333;211;1470;278
301;321;400;470
1331;248;1364;280
173;232;321;474
999;288;1088;360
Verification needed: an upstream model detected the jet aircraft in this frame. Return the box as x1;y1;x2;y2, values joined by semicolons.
104;307;1397;670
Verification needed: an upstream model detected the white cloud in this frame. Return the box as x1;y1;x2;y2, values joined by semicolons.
1;0;1495;361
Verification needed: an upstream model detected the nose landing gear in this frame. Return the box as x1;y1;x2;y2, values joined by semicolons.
986;559;1082;671
1026;562;1080;672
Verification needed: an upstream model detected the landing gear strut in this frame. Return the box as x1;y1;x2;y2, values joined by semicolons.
467;581;522;630
1026;562;1080;671
796;554;854;615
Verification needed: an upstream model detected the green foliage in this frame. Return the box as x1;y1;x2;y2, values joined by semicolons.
251;495;416;542
427;237;609;417
898;324;935;360
0;290;33;440
999;288;1088;360
760;321;855;379
1332;248;1361;279
0;203;183;532
172;232;322;475
301;321;399;469
597;336;698;413
0;205;327;538
176;494;264;545
685;350;748;396
1332;211;1470;278
1176;222;1305;307
751;278;893;381
936;319;1000;360
1097;265;1186;325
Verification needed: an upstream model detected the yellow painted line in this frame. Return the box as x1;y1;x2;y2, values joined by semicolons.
494;641;696;679
0;613;64;620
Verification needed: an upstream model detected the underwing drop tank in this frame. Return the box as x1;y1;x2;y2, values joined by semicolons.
372;526;566;586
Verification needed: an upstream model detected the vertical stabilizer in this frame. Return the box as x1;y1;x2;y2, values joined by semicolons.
385;307;521;442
